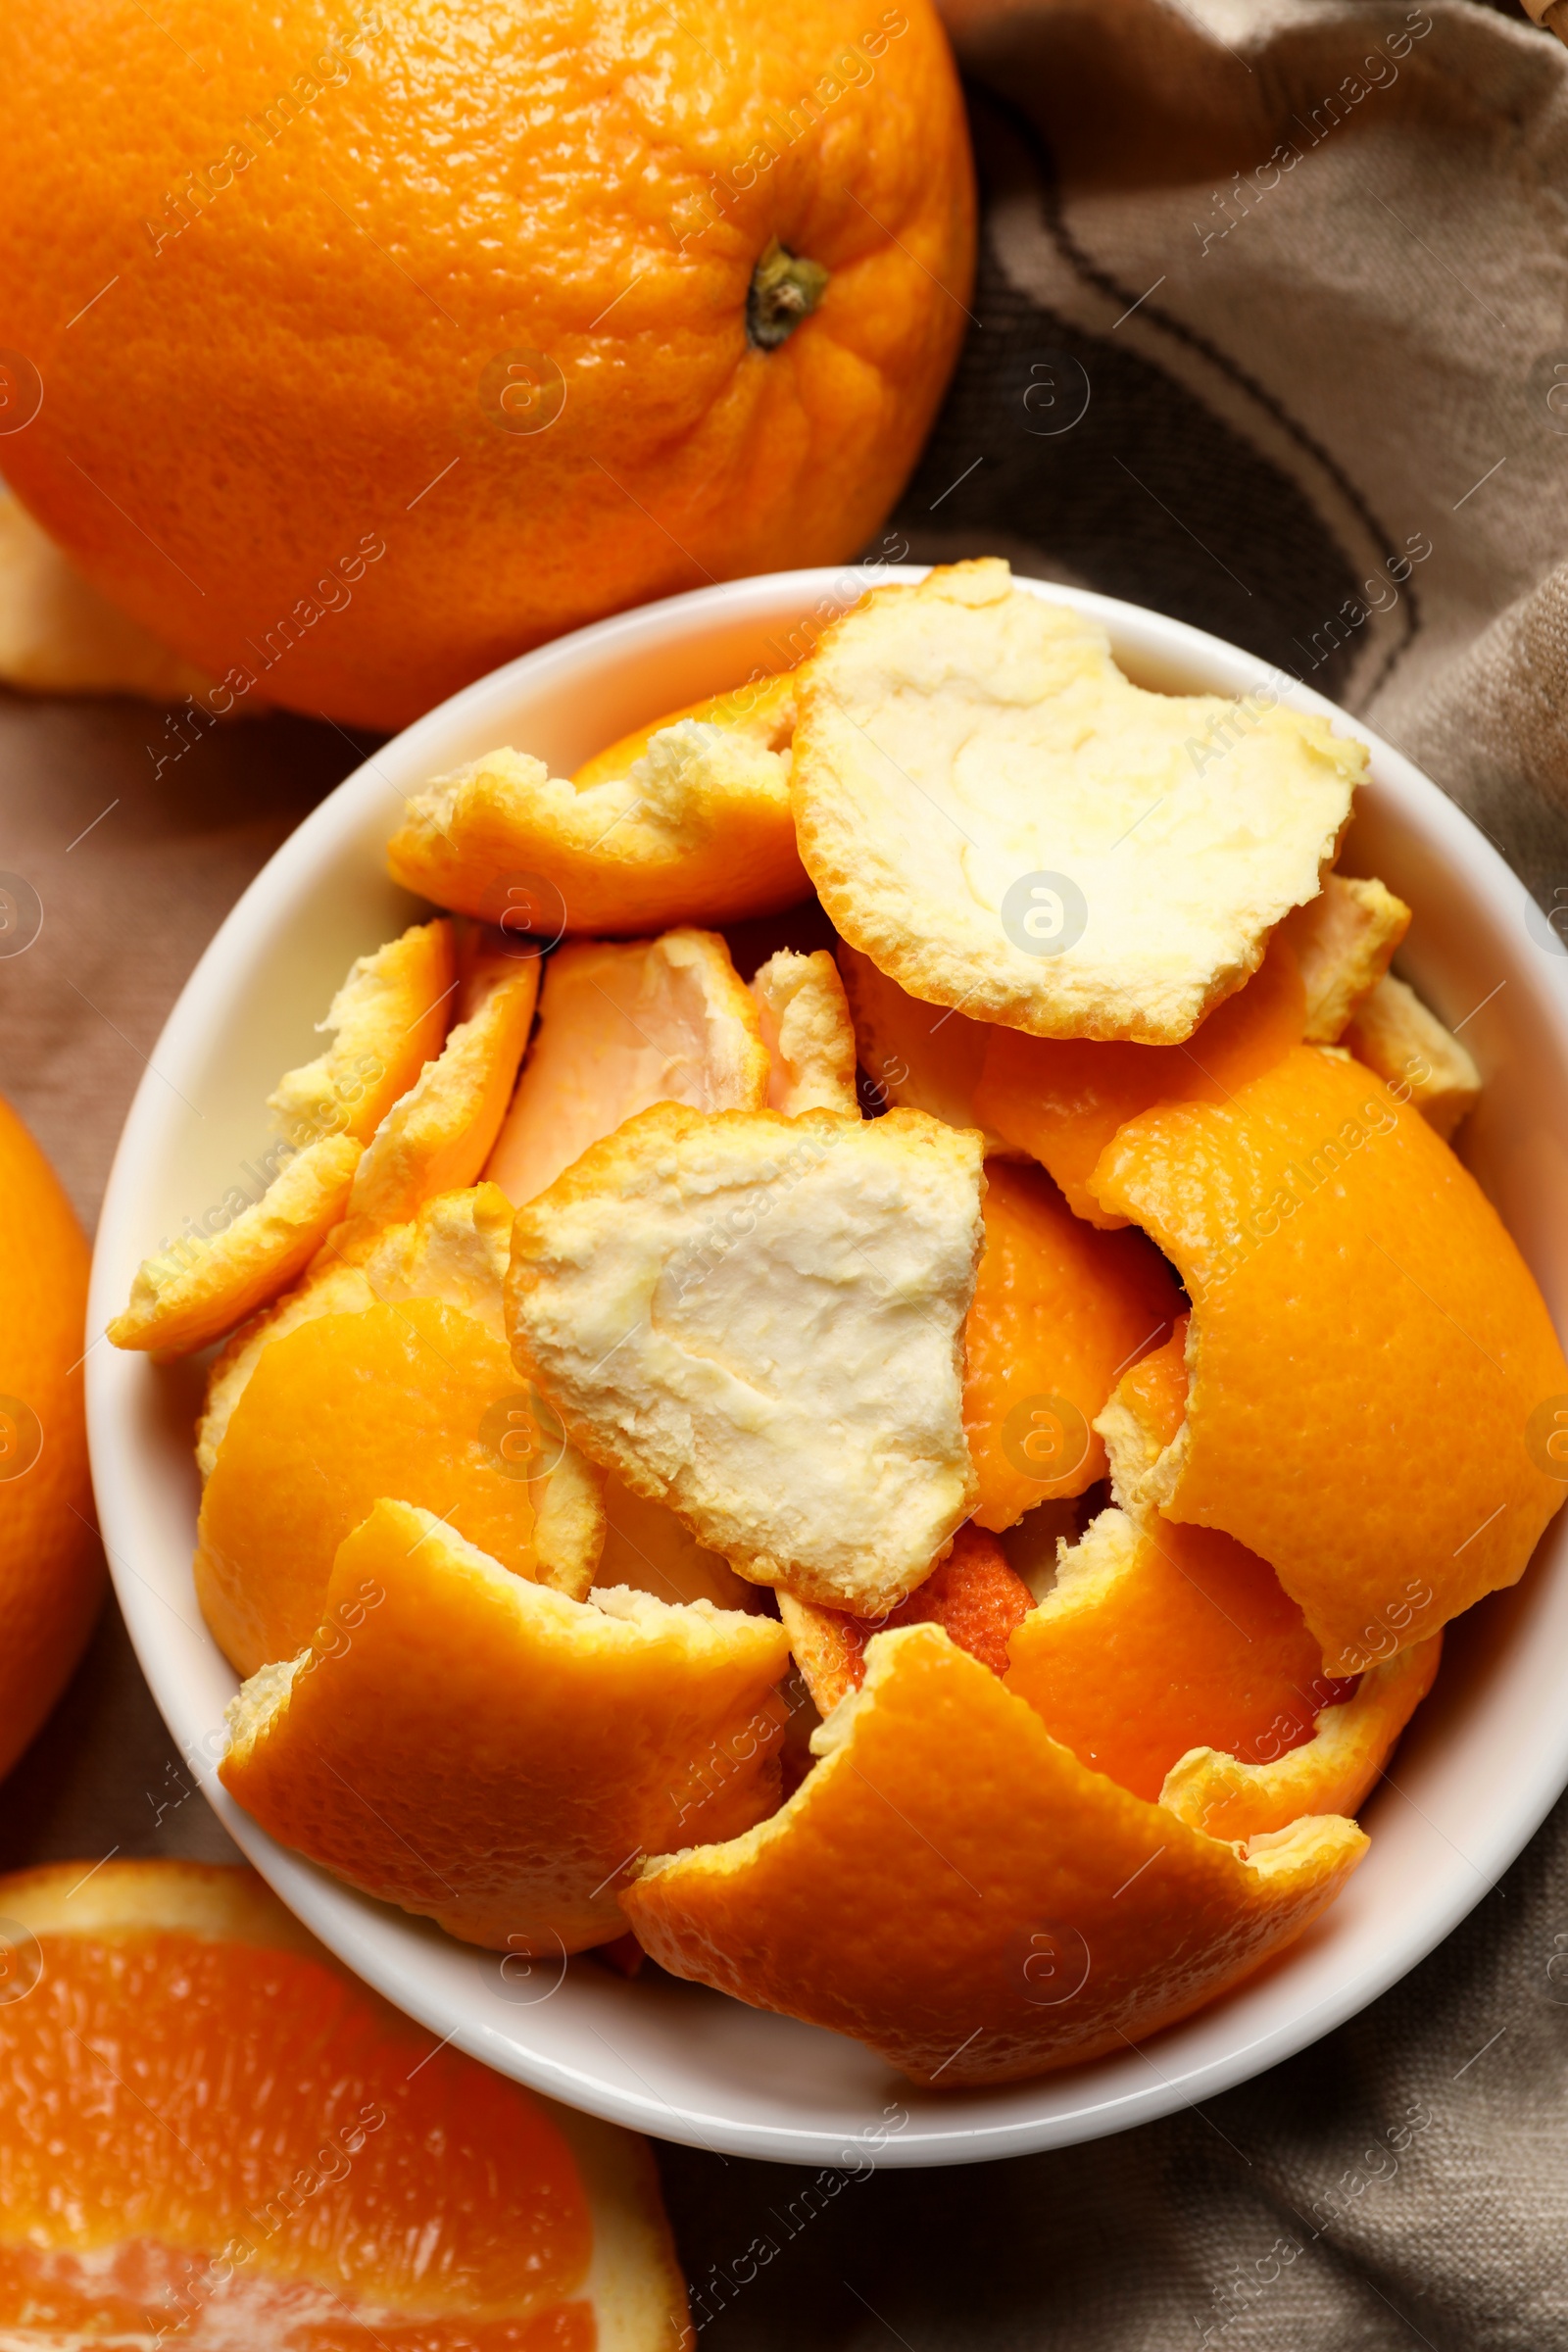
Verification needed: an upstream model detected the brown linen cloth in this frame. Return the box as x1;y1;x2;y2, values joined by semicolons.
3;0;1568;2339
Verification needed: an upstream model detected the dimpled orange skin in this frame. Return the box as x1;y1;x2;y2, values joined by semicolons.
1092;1046;1568;1675
623;1623;1368;2086
0;1866;599;2343
962;1157;1181;1528
0;1098;101;1779
1005;1517;1355;1803
0;0;974;730
195;1299;541;1676
1115;1312;1189;1452
975;934;1305;1227
221;1499;793;1951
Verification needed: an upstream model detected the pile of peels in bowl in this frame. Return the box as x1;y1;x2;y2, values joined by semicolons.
111;561;1568;2089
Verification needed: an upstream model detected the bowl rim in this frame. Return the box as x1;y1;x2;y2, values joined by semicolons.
86;561;1568;2167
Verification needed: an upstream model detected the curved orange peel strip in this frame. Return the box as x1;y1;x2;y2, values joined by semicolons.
623;1622;1367;2087
1346;972;1482;1141
963;1157;1181;1527
1091;1044;1568;1671
485;930;769;1204
1161;1633;1443;1841
0;1858;688;2348
779;1522;1032;1715
195;1296;594;1677
107;1133;363;1357
1282;873;1409;1044
1094;1312;1190;1522
837;942;1006;1141
386;673;807;935
973;933;1305;1226
751;948;858;1115
348;956;538;1227
268;918;456;1150
1004;1506;1358;1803
221;1498;793;1952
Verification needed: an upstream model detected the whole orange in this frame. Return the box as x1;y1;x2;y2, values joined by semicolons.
0;1098;101;1778
0;0;974;729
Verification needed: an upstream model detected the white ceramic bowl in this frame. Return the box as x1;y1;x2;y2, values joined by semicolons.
87;565;1568;2168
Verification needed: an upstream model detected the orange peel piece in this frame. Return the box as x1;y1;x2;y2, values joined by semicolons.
347;951;538;1227
1095;1312;1191;1521
837;941;1007;1141
507;1103;985;1616
623;1622;1367;2086
221;1498;793;1952
596;1473;763;1615
107;1133;363;1357
973;933;1305;1226
779;1523;1032;1715
268;918;456;1150
1282;873;1410;1044
962;1157;1181;1528
1004;1506;1360;1803
1346;971;1482;1141
196;1293;603;1677
1092;1044;1568;1671
484;929;769;1204
1161;1633;1443;1841
790;559;1365;1044
751;949;858;1115
386;672;808;935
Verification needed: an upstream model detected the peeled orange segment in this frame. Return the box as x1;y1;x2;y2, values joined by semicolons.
1095;1312;1191;1521
0;486;219;703
623;1622;1367;2087
197;1181;514;1475
484;930;770;1204
571;668;797;789
107;1133;363;1357
1162;1633;1443;1841
507;1103;984;1616
0;1858;688;2348
1346;971;1482;1140
1004;1506;1357;1803
386;673;808;937
1092;1044;1568;1673
597;1474;763;1614
195;1295;599;1678
963;1158;1181;1529
780;1523;1033;1714
221;1499;793;1952
837;941;1008;1141
751;948;859;1115
347;956;538;1227
1282;873;1410;1044
268;917;456;1150
972;934;1305;1227
790;558;1366;1045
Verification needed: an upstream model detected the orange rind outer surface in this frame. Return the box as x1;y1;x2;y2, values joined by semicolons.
1091;1045;1568;1673
346;956;538;1228
972;932;1305;1227
1004;1507;1357;1803
195;1297;575;1677
220;1499;794;1952
268;919;456;1151
962;1157;1181;1527
388;698;809;938
1094;1313;1190;1522
0;1098;101;1779
622;1621;1368;2086
107;1133;363;1356
0;1856;688;2348
570;670;797;789
1161;1632;1443;1841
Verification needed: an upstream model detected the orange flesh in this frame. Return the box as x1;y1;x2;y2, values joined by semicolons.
974;934;1306;1224
961;1158;1181;1527
1006;1518;1357;1801
0;1930;593;2343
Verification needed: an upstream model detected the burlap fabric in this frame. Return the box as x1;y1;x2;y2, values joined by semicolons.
3;0;1567;2339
